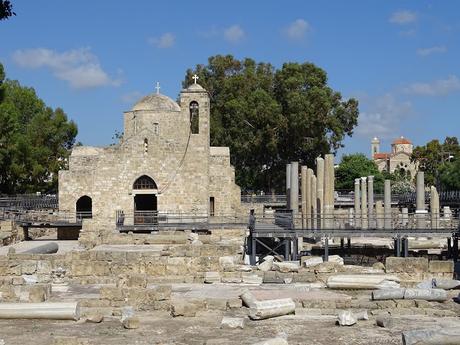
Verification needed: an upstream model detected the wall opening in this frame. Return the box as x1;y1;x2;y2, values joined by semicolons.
210;196;215;217
76;195;92;219
190;101;199;134
134;194;157;224
133;175;157;190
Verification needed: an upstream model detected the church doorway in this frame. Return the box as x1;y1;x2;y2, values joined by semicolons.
134;194;157;224
76;195;92;220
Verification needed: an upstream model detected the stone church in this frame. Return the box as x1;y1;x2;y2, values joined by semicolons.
371;136;418;178
58;80;241;225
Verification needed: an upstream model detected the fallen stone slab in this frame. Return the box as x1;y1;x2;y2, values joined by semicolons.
220;316;245;329
336;310;357;326
417;279;460;290
372;289;406;301
248;298;295;320
327;274;400;289
403;288;447;302
242;274;263;285
23;242;59;254
251;338;288;345
402;327;460;345
258;255;274;272
0;302;80;320
273;262;299;273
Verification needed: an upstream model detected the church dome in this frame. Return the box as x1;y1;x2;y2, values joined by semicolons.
132;93;181;112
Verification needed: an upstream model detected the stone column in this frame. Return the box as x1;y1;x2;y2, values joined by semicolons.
323;154;335;229
430;186;440;229
384;179;391;230
316;157;324;229
367;175;374;229
311;174;317;229
361;177;368;230
306;168;313;229
402;207;409;227
354;178;361;228
286;164;291;210
290;162;299;216
416;171;426;229
301;166;308;229
375;201;384;229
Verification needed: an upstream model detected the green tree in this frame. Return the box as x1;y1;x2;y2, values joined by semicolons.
411;137;460;189
0;0;15;20
439;158;460;190
335;153;384;192
0;63;77;194
183;55;359;192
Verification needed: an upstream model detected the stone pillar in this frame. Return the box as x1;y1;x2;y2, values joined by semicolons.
361;177;368;230
384;179;391;230
306;168;313;229
311;174;317;229
316;157;324;229
286;164;291;210
323;154;335;229
402;207;409;227
430;186;440;229
354;178;361;228
367;175;374;229
290;162;299;215
375;201;384;229
416;171;426;229
301;166;308;229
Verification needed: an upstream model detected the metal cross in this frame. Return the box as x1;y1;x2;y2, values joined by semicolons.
155;82;161;94
192;74;199;84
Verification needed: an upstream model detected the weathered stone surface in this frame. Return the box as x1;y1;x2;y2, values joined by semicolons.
273;262;299;273
122;316;139;329
402;327;460;345
258;256;274;272
429;260;454;273
204;272;221;284
52;337;90;345
171;301;199;317
248;298;295;320
336;310;357;326
28;285;47;302
375;315;394;328
385;257;428;274
301;256;323;268
85;311;104;323
220;316;245;329
251;338;288;345
327;274;400;289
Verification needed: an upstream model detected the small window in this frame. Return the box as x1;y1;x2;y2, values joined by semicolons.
153;123;159;135
210;197;215;217
133;175;157;190
190;101;199;134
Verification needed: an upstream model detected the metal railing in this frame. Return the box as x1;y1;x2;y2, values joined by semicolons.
0;194;58;210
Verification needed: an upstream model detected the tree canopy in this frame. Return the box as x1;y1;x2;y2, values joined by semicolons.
0;63;78;194
335;153;384;192
411;137;460;190
0;0;15;20
183;55;359;192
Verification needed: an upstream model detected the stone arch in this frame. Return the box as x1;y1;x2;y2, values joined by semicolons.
133;175;157;190
76;195;92;219
189;101;199;134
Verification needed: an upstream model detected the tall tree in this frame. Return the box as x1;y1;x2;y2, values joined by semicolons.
335;153;384;192
0;63;77;194
183;55;359;192
0;0;15;20
411;137;460;189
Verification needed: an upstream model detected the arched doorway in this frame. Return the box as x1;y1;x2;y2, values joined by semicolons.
133;175;157;224
76;195;92;219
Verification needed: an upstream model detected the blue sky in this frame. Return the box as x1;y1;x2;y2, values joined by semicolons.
1;1;459;160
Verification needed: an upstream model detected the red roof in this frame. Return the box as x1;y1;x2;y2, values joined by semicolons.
392;137;412;145
373;153;390;159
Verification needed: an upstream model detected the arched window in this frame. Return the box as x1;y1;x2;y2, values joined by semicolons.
190;101;199;134
133;175;157;190
76;195;92;219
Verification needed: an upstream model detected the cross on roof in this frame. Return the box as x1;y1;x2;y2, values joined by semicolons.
192;74;199;84
155;82;161;94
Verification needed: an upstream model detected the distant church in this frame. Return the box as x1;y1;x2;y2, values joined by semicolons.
58;78;241;224
371;136;417;178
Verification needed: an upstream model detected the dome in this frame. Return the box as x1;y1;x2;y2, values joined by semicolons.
392;136;412;145
132;93;181;112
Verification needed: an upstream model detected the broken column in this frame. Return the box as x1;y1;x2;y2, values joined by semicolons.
401;207;409;227
384;179;391;229
316;157;324;229
416;171;426;229
290;162;299;216
311;174;317;229
430;186;440;229
306;168;313;229
0;302;80;320
248;299;296;320
361;177;368;229
375;201;384;229
286;164;291;210
324;154;335;229
301;165;308;228
368;175;374;229
354;178;361;228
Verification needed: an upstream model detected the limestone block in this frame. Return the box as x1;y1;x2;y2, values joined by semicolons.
220;316;245;329
219;256;235;270
100;287;124;301
336;310;357;326
85;311;104;323
171;301;199;317
117;274;147;288
258;255;274;272
28;285;47;302
273;262;299;273
328;255;344;265
122;316;139;329
402;327;460;345
204;271;221;284
226;298;242;309
206;298;227;310
36;261;52;275
385;257;428;274
144;263;166;276
302;256;323;268
429;260;454;273
152;285;172;301
242;273;263;285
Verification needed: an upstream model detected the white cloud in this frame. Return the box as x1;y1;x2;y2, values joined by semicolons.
148;32;175;49
284;19;310;40
224;25;245;43
416;45;447;56
12;47;121;89
389;10;417;24
121;91;143;104
404;75;460;96
356;94;413;139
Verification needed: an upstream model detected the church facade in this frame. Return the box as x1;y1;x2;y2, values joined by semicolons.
58;81;241;224
371;136;418;178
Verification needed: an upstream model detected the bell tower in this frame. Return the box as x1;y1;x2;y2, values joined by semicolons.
371;137;380;158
